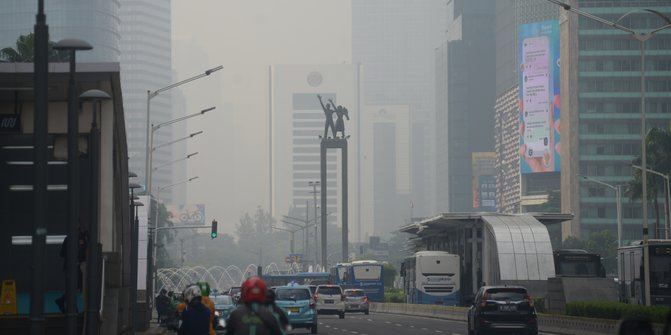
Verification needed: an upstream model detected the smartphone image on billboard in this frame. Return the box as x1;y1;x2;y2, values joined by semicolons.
522;35;551;164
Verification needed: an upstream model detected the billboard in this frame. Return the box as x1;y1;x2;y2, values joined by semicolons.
472;152;496;212
519;20;560;174
165;204;206;225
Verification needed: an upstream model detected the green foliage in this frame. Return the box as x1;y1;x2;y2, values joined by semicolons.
565;301;670;323
0;33;69;62
384;288;404;303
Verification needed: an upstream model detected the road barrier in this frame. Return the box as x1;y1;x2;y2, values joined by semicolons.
370;303;665;335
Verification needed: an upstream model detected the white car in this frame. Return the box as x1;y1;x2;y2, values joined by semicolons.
314;285;345;319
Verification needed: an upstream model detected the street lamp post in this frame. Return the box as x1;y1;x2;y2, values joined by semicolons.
152;152;199;172
152;176;199;299
30;2;49;333
145;66;223;193
271;225;301;255
633;165;671;239
547;0;671;307
579;175;622;248
53;38;92;335
147;106;214;201
79;89;111;335
128;182;142;331
309;181;320;267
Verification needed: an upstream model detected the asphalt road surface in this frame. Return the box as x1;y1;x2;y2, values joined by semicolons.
289;312;468;335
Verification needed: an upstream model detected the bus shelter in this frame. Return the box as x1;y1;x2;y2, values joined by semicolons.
399;213;573;301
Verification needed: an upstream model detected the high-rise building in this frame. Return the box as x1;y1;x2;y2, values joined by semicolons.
119;0;174;203
493;1;559;217
270;64;360;246
360;105;411;237
0;1;120;62
560;0;671;241
352;0;445;221
435;0;496;213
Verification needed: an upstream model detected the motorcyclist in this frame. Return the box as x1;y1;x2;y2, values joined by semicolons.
179;284;211;335
225;277;282;335
265;289;289;334
197;281;216;335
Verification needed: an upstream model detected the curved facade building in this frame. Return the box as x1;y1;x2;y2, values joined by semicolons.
0;0;120;62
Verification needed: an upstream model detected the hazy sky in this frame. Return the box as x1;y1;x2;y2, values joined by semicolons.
171;0;352;234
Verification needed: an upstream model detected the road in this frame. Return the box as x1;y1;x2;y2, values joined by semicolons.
288;312;558;335
290;312;466;335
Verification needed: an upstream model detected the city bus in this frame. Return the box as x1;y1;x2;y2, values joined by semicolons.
553;249;606;277
618;240;671;306
329;260;385;302
401;251;460;306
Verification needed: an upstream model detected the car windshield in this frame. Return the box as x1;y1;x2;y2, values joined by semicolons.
212;295;233;306
276;288;310;301
486;288;526;301
318;287;342;295
345;290;365;297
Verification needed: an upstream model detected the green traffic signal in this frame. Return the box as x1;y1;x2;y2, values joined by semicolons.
211;219;218;238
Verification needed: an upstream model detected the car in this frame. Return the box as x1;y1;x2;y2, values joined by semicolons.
314;285;345;319
274;285;318;334
467;285;538;335
343;289;369;314
211;294;236;333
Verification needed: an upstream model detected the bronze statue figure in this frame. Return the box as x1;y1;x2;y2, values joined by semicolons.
329;98;349;138
317;94;336;138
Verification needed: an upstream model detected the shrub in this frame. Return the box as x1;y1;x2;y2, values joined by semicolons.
534;297;546;313
384;288;404;303
565;301;670;323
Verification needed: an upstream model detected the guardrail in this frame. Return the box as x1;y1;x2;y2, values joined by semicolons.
369;303;665;335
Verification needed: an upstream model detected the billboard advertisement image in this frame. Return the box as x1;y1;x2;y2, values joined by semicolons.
165;204;206;225
519;20;560;174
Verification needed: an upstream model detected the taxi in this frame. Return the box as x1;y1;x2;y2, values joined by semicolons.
273;284;318;334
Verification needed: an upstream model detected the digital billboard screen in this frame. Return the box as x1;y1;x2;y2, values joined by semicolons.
519;20;560;174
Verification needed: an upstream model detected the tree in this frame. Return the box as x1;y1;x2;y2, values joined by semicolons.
630;127;671;239
0;33;69;62
382;263;397;288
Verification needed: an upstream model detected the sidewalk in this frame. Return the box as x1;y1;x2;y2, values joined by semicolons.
137;312;175;335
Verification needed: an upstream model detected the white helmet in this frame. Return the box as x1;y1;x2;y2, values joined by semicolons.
183;284;202;304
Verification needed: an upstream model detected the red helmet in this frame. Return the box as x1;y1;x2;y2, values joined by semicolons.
241;276;267;304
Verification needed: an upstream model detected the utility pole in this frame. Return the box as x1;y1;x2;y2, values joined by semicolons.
309;181;320;269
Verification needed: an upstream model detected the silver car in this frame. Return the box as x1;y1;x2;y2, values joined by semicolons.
344;289;369;315
314;285;345;319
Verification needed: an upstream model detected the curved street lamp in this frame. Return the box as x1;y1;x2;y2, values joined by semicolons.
144;66;223;192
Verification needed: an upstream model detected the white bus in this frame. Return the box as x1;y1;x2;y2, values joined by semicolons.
401;251;460;305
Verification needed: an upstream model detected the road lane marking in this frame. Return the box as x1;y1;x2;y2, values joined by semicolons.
385;321;391;324
367;319;372;322
395;323;402;327
435;331;443;333
410;325;415;328
422;328;428;331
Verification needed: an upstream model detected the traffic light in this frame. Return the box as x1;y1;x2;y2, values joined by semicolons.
211;219;218;238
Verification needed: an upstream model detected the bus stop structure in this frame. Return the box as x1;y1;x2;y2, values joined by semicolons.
399;213;573;302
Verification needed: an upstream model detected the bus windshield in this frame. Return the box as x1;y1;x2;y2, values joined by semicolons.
650;248;671;295
353;265;381;280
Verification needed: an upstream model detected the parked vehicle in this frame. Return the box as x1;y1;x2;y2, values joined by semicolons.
467;285;537;335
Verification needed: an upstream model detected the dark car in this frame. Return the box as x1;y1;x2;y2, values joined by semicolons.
343;289;369;314
467;286;537;335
